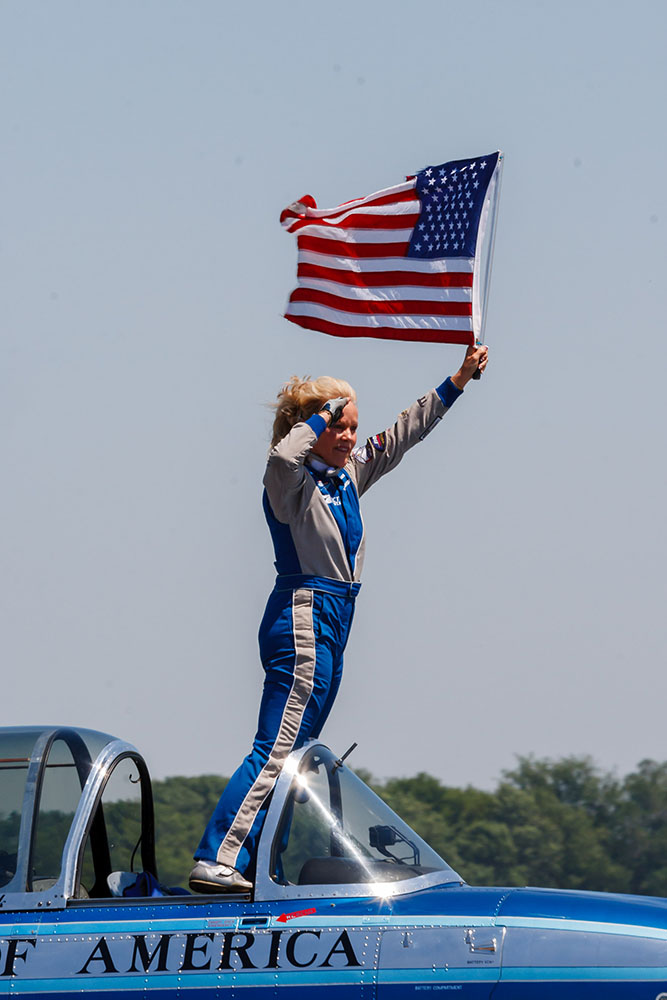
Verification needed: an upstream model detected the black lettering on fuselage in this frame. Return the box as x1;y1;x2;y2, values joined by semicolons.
286;929;321;968
218;932;256;970
77;937;118;975
265;930;282;969
128;934;171;972
320;929;361;968
64;925;361;979
1;938;36;977
180;933;214;971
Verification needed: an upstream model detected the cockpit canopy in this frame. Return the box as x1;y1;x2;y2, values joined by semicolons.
261;743;458;896
0;726;155;907
0;727;460;910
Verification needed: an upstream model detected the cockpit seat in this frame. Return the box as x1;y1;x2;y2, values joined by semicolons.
298;857;367;885
298;856;424;885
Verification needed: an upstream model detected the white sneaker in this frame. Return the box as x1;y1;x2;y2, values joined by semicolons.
189;860;252;894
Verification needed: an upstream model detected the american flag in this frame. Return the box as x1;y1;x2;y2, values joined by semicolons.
281;151;503;345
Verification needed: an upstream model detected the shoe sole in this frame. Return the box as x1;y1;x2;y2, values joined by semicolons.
189;877;252;895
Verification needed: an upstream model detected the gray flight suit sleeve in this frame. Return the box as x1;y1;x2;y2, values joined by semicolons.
263;421;320;522
348;387;455;497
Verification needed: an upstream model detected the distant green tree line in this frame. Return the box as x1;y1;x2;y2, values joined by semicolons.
152;757;667;895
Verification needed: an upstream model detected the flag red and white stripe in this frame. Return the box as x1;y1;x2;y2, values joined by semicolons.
280;156;502;345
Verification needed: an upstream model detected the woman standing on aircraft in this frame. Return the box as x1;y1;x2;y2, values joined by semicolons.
189;343;488;893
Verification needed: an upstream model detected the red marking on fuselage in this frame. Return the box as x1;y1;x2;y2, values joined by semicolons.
276;908;317;924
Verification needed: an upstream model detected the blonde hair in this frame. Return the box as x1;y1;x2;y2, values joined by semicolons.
271;375;356;447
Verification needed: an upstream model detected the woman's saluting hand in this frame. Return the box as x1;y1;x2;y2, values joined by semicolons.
319;396;350;424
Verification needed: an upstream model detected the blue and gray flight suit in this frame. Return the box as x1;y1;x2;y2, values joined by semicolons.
195;378;463;873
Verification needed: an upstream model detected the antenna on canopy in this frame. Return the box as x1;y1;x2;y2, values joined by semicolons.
333;742;358;771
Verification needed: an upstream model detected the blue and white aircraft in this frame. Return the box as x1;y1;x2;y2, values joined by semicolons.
2;725;667;998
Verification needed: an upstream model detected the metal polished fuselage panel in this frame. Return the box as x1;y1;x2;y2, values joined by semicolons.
4;886;667;997
0;887;505;998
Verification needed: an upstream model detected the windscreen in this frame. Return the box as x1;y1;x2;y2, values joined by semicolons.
271;745;459;889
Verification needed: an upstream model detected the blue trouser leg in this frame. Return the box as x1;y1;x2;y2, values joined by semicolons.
195;586;355;874
310;596;355;739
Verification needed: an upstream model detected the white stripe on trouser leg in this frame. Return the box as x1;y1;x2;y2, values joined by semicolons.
216;589;317;866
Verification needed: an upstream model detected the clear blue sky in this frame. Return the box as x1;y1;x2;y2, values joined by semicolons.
2;0;666;789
